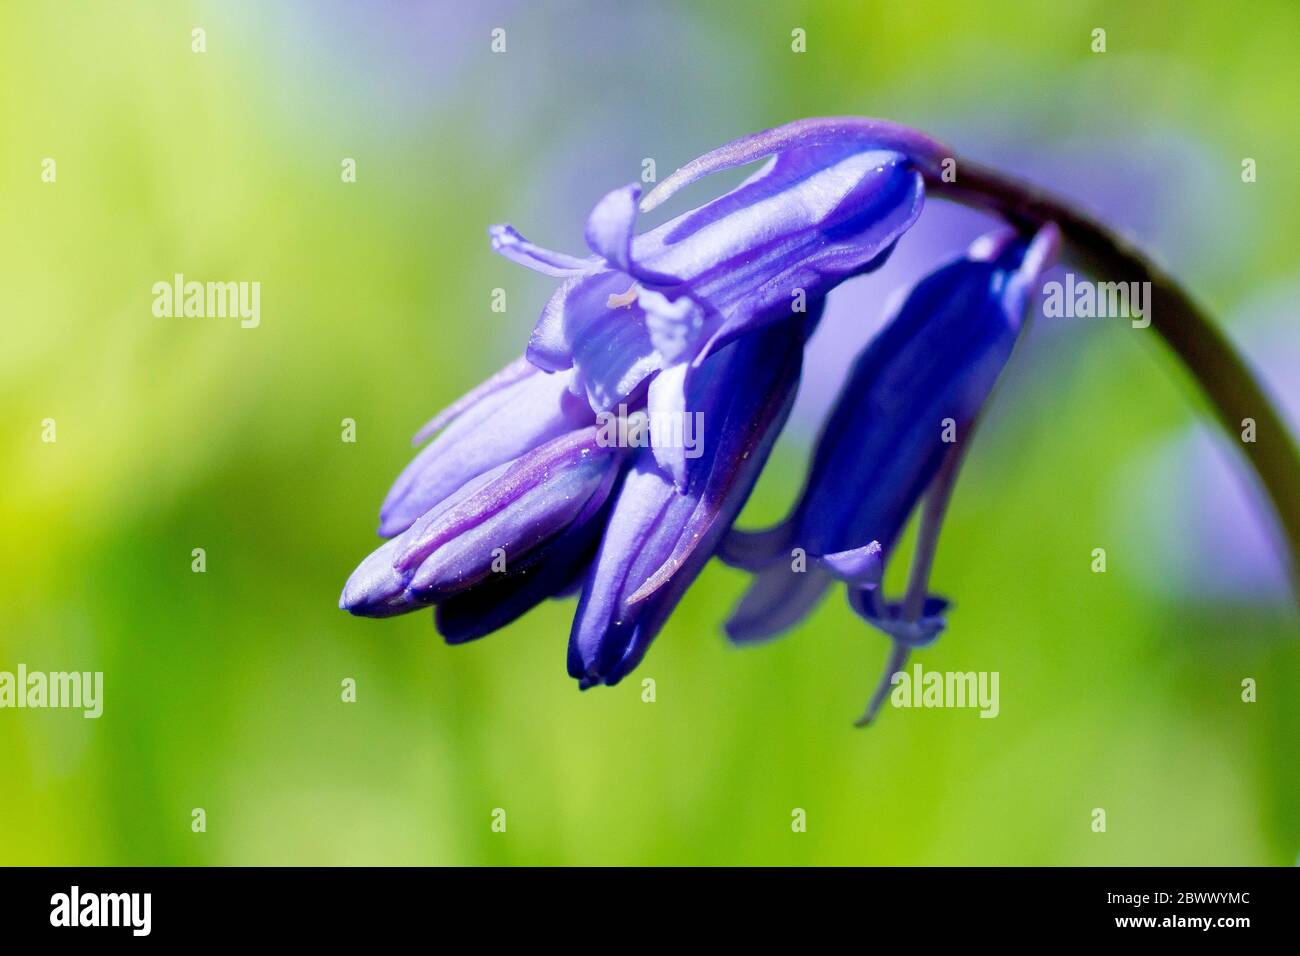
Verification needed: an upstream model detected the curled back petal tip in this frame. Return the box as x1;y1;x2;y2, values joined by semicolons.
849;592;951;648
584;183;683;286
488;224;593;278
820;542;884;588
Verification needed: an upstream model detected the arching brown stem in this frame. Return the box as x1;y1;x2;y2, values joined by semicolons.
927;160;1300;601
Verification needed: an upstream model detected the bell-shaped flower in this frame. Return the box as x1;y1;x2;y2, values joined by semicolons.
490;118;947;485
566;316;812;688
724;225;1059;643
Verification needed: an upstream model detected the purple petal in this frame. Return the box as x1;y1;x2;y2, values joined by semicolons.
722;531;880;648
379;365;593;536
724;565;832;644
489;224;594;278
527;269;662;411
638;288;707;365
849;592;950;647
569;320;806;686
566;458;678;682
343;466;506;615
645;361;689;488
509;122;935;418
434;512;605;645
584;185;640;273
717;522;794;571
820;542;883;586
395;426;619;578
788;225;1057;558
406;446;619;599
584;183;687;286
339;536;419;617
638;150;917;284
345;426;624;619
410;355;535;445
686;156;924;362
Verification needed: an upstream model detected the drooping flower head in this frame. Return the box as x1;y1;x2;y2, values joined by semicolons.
341;117;1067;723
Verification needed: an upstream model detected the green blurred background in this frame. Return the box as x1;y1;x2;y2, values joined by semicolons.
1;0;1296;865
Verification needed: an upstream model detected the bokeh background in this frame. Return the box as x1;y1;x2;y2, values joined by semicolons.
2;0;1296;865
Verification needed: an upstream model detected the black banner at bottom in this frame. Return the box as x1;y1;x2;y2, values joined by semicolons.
0;867;1288;941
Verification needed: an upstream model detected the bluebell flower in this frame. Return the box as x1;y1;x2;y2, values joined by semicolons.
340;117;1076;723
567;315;815;688
490;117;945;485
723;225;1059;721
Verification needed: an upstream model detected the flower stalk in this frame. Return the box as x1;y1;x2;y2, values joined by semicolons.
927;159;1300;602
855;432;972;728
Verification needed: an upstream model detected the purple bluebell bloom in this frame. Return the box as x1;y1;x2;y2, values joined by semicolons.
340;116;1075;723
727;226;1058;632
723;225;1058;719
568;315;814;688
490;117;945;486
